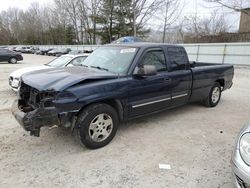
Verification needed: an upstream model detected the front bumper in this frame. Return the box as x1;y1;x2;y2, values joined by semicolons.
11;99;60;136
232;149;250;188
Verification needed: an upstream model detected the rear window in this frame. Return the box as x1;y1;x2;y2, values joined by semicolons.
167;47;188;71
0;49;10;53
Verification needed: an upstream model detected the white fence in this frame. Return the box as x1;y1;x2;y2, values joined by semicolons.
182;43;250;65
15;42;250;65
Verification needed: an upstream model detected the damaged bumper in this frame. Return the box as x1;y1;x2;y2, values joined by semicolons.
11;99;60;136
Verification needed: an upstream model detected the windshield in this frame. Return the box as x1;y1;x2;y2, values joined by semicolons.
46;56;73;67
82;47;138;74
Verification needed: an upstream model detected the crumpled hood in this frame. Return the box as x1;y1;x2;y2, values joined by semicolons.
9;65;51;78
21;67;119;91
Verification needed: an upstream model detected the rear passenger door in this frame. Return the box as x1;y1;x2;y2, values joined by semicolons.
166;47;192;107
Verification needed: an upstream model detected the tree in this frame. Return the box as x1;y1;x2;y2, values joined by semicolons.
204;0;250;15
77;0;102;44
154;0;182;43
0;0;168;45
132;0;162;37
182;10;230;42
55;0;80;43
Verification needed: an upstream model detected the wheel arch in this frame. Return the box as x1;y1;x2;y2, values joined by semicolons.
215;79;225;88
76;99;124;122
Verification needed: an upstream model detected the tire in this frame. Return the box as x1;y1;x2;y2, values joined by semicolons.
75;103;119;149
203;82;221;107
9;57;17;64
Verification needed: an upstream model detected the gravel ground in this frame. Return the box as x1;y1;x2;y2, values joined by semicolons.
0;54;249;188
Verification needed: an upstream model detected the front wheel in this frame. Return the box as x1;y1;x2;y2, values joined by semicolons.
203;82;221;107
75;103;119;149
9;57;17;64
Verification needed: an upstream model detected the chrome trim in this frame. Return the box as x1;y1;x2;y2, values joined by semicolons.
132;97;171;108
132;93;189;109
172;93;188;99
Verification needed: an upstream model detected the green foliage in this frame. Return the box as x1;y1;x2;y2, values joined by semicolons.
93;0;149;44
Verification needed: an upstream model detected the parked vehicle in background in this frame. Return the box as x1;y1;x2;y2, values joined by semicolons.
0;46;8;49
69;50;83;55
55;48;72;56
0;48;23;64
31;47;40;54
39;48;54;55
11;43;234;149
9;53;89;91
47;48;60;56
232;125;250;188
35;49;41;54
24;47;33;53
8;46;17;51
112;36;144;43
30;47;39;54
15;47;26;53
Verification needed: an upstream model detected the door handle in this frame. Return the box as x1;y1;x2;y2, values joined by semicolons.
164;77;171;82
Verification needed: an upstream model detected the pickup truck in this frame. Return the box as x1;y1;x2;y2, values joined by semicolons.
12;43;234;149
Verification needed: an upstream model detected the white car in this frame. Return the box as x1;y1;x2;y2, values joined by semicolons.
9;53;89;91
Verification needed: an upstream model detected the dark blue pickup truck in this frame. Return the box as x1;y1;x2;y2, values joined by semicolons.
12;43;234;149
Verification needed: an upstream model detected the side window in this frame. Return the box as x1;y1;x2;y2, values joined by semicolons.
167;47;188;71
68;56;87;66
0;49;8;53
140;50;167;72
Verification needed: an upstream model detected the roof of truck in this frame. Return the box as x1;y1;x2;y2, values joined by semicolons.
105;42;182;48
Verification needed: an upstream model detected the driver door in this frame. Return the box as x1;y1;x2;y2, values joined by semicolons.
127;48;172;118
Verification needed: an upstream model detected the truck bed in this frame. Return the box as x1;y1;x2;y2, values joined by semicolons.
189;62;234;102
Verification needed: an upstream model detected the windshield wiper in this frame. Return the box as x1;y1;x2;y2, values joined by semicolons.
90;65;109;72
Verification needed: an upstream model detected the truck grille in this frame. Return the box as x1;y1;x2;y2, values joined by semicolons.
29;87;40;106
19;81;56;109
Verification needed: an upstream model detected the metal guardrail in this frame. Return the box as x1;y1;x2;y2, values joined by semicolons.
11;42;250;65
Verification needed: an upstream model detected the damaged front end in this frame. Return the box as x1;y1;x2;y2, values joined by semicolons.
12;82;60;137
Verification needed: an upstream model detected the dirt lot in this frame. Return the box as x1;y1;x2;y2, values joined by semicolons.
0;54;249;188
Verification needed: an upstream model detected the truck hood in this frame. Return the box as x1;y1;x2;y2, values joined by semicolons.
10;65;51;78
21;67;119;91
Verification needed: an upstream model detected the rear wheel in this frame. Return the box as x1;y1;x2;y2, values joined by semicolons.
203;82;221;107
75;103;119;149
9;57;17;64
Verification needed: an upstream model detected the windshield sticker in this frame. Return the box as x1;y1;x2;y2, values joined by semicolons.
120;48;136;53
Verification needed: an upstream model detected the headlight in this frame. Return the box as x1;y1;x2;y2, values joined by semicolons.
240;133;250;166
10;77;20;87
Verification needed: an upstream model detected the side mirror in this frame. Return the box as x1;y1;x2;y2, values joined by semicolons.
134;65;157;77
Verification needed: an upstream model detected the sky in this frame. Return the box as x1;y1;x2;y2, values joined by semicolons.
0;0;51;11
0;0;241;31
